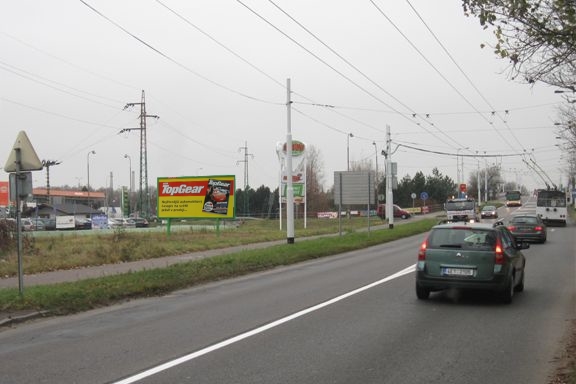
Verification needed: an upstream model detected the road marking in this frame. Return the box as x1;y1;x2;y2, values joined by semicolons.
111;264;416;384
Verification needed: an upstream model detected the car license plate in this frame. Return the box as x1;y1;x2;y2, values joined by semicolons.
442;267;475;276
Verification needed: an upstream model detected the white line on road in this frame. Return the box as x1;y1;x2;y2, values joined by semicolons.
111;264;416;384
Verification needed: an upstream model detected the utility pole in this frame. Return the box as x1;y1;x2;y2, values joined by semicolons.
385;125;394;229
285;78;295;244
42;159;61;205
237;141;254;216
121;90;159;218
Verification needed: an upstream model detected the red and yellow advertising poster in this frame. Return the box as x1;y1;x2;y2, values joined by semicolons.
0;181;9;206
157;176;235;219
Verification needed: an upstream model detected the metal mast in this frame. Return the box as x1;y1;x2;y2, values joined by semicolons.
121;90;159;218
237;141;254;215
237;141;254;190
42;159;61;204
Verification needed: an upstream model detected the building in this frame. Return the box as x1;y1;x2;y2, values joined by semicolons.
32;188;105;207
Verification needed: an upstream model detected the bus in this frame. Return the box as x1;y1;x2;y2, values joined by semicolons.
505;190;522;207
536;189;567;226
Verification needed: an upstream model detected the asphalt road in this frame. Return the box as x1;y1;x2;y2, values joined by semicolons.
0;203;574;384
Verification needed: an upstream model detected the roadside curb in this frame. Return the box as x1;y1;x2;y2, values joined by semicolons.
0;310;50;328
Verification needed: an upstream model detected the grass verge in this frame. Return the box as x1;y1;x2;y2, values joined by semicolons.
0;218;437;316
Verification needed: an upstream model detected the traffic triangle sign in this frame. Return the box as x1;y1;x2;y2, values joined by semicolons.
4;131;43;172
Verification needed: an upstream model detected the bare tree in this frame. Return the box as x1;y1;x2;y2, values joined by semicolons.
462;0;576;89
306;145;331;213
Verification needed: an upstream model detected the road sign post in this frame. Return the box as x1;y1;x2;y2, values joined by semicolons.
4;131;43;296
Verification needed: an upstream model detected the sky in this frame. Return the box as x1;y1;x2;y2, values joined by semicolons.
0;0;566;196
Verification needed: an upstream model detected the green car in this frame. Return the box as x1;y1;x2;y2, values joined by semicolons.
416;222;528;303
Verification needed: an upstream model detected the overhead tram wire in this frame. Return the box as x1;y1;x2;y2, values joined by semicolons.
154;0;390;139
267;0;416;117
153;0;391;139
404;0;524;152
262;0;469;148
155;0;285;91
236;0;464;150
398;142;524;158
369;0;517;152
78;0;282;106
367;0;487;145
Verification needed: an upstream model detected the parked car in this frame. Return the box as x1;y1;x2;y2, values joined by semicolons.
480;205;498;219
108;218;136;229
41;218;57;231
415;221;528;303
74;218;92;230
31;218;45;231
377;204;411;219
20;218;34;231
132;217;149;228
507;214;547;243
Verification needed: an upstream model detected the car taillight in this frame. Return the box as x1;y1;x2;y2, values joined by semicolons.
494;238;504;265
507;225;516;231
418;240;427;261
534;226;543;231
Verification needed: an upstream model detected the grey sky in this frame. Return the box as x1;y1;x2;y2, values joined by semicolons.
1;1;563;194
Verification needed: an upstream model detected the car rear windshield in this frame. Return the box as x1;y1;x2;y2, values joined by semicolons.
428;228;496;250
511;217;538;224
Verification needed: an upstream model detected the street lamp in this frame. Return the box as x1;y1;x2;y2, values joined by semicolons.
372;141;378;205
124;154;132;193
347;133;354;171
87;150;96;207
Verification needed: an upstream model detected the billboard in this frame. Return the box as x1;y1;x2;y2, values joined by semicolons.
277;140;306;204
333;171;376;205
157;176;235;219
0;181;8;206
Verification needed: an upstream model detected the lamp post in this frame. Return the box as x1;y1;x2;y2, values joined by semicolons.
347;133;354;171
87;150;96;207
124;154;132;193
372;141;378;205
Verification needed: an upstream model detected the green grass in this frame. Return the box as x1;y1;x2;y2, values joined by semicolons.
0;218;437;315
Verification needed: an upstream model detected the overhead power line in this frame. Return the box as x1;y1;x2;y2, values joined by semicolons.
78;0;282;106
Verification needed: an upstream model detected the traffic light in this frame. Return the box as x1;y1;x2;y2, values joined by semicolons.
122;187;130;217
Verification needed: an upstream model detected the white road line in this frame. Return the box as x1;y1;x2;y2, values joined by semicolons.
111;264;416;384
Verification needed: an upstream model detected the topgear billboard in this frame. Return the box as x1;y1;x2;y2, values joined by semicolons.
157;176;235;219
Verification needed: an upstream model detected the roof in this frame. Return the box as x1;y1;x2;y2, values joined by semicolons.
29;203;101;216
32;188;106;199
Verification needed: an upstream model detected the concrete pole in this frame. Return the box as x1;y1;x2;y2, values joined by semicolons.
386;125;394;229
285;79;295;244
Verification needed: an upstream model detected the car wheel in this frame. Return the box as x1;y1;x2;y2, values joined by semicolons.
401;214;407;219
416;283;430;300
540;237;547;244
514;271;524;292
500;275;514;304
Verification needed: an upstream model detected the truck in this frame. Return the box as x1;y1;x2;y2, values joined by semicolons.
444;198;480;222
505;190;522;207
